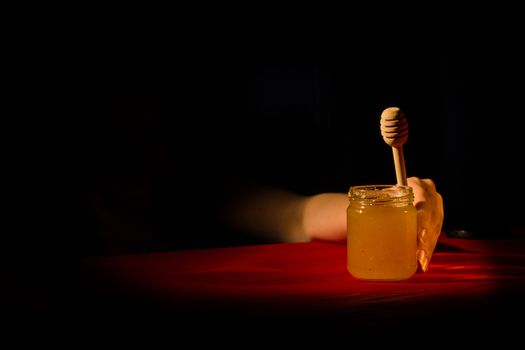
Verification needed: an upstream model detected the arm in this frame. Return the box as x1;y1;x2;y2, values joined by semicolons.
220;175;443;272
216;171;350;244
217;176;310;243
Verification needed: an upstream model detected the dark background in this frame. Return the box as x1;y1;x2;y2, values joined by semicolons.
2;3;523;258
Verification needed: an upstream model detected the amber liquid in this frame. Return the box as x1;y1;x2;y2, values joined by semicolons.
347;204;417;281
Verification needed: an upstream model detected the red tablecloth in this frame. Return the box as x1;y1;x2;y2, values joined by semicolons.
81;234;525;307
74;230;525;340
4;229;525;345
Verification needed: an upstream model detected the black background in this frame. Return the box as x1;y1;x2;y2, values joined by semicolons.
2;3;524;258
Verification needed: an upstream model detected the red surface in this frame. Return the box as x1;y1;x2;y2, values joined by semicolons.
4;229;525;343
78;229;525;326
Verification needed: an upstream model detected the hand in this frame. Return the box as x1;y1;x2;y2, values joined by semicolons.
407;177;444;272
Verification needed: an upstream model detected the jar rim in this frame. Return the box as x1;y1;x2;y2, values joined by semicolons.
349;184;412;191
348;184;413;201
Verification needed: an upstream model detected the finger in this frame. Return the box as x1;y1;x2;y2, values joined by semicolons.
419;214;444;272
412;179;443;272
417;243;429;272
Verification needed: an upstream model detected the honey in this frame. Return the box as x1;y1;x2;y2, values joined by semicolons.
347;185;417;281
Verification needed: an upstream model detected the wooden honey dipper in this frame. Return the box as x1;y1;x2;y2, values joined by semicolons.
380;107;408;186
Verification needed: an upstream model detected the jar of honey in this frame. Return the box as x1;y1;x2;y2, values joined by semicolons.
347;185;417;281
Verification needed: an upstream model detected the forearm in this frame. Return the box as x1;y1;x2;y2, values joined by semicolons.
302;193;348;241
220;175;349;243
222;184;310;243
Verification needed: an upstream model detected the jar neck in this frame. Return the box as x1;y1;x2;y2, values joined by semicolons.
348;185;414;207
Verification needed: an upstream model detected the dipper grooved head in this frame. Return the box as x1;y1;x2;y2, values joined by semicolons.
380;107;408;148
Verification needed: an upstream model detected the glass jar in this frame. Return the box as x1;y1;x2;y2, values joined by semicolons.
347;185;417;281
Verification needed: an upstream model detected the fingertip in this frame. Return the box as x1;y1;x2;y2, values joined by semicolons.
421;260;428;272
417;249;428;272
